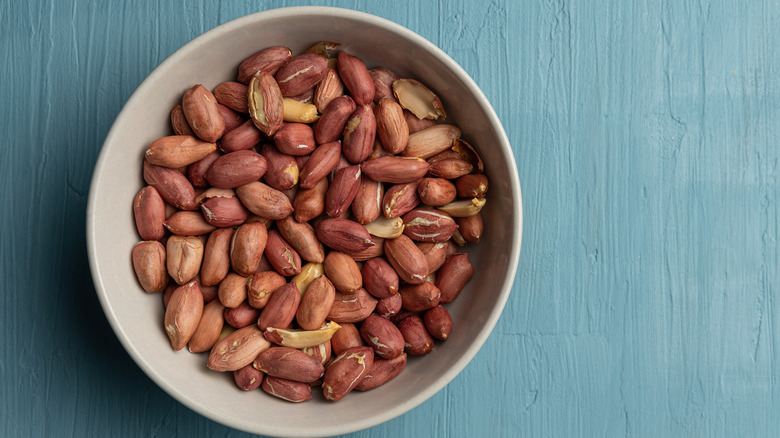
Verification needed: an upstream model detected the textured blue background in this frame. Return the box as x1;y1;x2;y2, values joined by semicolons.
2;0;779;436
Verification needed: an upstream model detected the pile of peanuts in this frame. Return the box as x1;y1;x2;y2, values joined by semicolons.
130;42;488;402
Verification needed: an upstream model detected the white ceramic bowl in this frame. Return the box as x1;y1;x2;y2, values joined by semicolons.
87;6;522;437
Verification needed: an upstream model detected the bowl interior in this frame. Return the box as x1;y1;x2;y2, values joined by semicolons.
87;6;521;437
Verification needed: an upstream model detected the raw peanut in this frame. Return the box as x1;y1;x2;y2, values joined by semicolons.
445;239;460;257
213;81;249;113
254;347;325;383
302;340;332;365
275;53;328;97
255;253;274;273
207;325;271;372
166;235;204;285
375;98;409;154
403;124;461;159
342;104;376;164
230;222;268;277
264;230;302;276
384;234;429;285
315;218;374;253
428;158;473;179
364;216;404;239
417;177;457;207
352;177;382;225
368;137;390;159
376;293;403;319
389;309;421;325
314;67;344;113
343;235;385;261
274;123;316;156
264;321;340;349
220;120;262;153
337;51;375;105
369;67;399;103
290;262;324;296
163;211;216;236
331;153;352;177
392;78;446;121
451;230;467;246
182;84;225;142
196;187;236;204
452;138;484;173
261;144;299;191
401;208;458;243
201;228;233;286
437;197;486;217
397;315;434;355
237;46;292;84
145;135;217;169
330;323;364;356
282;185;299;204
164;281;204;351
293;177;328;222
187;151;221;188
224;301;261;329
288;88;316;105
323;251;362;294
247;271;286;309
162;283;177;308
361;257;399;299
134;186;166;241
188;299;226;353
195;275;219;303
218;272;248;308
248;70;284;136
217;325;236;343
404;109;437;134
315;95;356;144
299;140;342;189
143;161;198;211
282;98;320;123
205;150;267;189
427;149;461;163
322;346;374;401
416;242;449;273
382;181;421;218
436;253;474;304
360;314;405;359
296;275;336;330
326;165;361;218
132;241;168;293
424;305;453;341
361;156;429;184
456;173;489;198
277;216;325;263
257;282;301;331
201;196;249;227
456;213;483;243
305;41;340;58
327;288;378;323
235;181;294;220
234;364;263;391
356;352;407;391
262;376;312;403
170;104;195;136
399;282;441;312
217;104;245;133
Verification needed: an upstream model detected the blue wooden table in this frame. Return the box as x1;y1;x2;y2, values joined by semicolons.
3;0;779;436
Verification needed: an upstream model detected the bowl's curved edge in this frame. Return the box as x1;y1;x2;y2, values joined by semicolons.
87;6;523;437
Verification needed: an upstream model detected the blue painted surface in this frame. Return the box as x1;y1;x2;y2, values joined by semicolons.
3;0;780;436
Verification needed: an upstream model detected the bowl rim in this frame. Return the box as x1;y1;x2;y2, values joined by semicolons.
87;5;523;436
